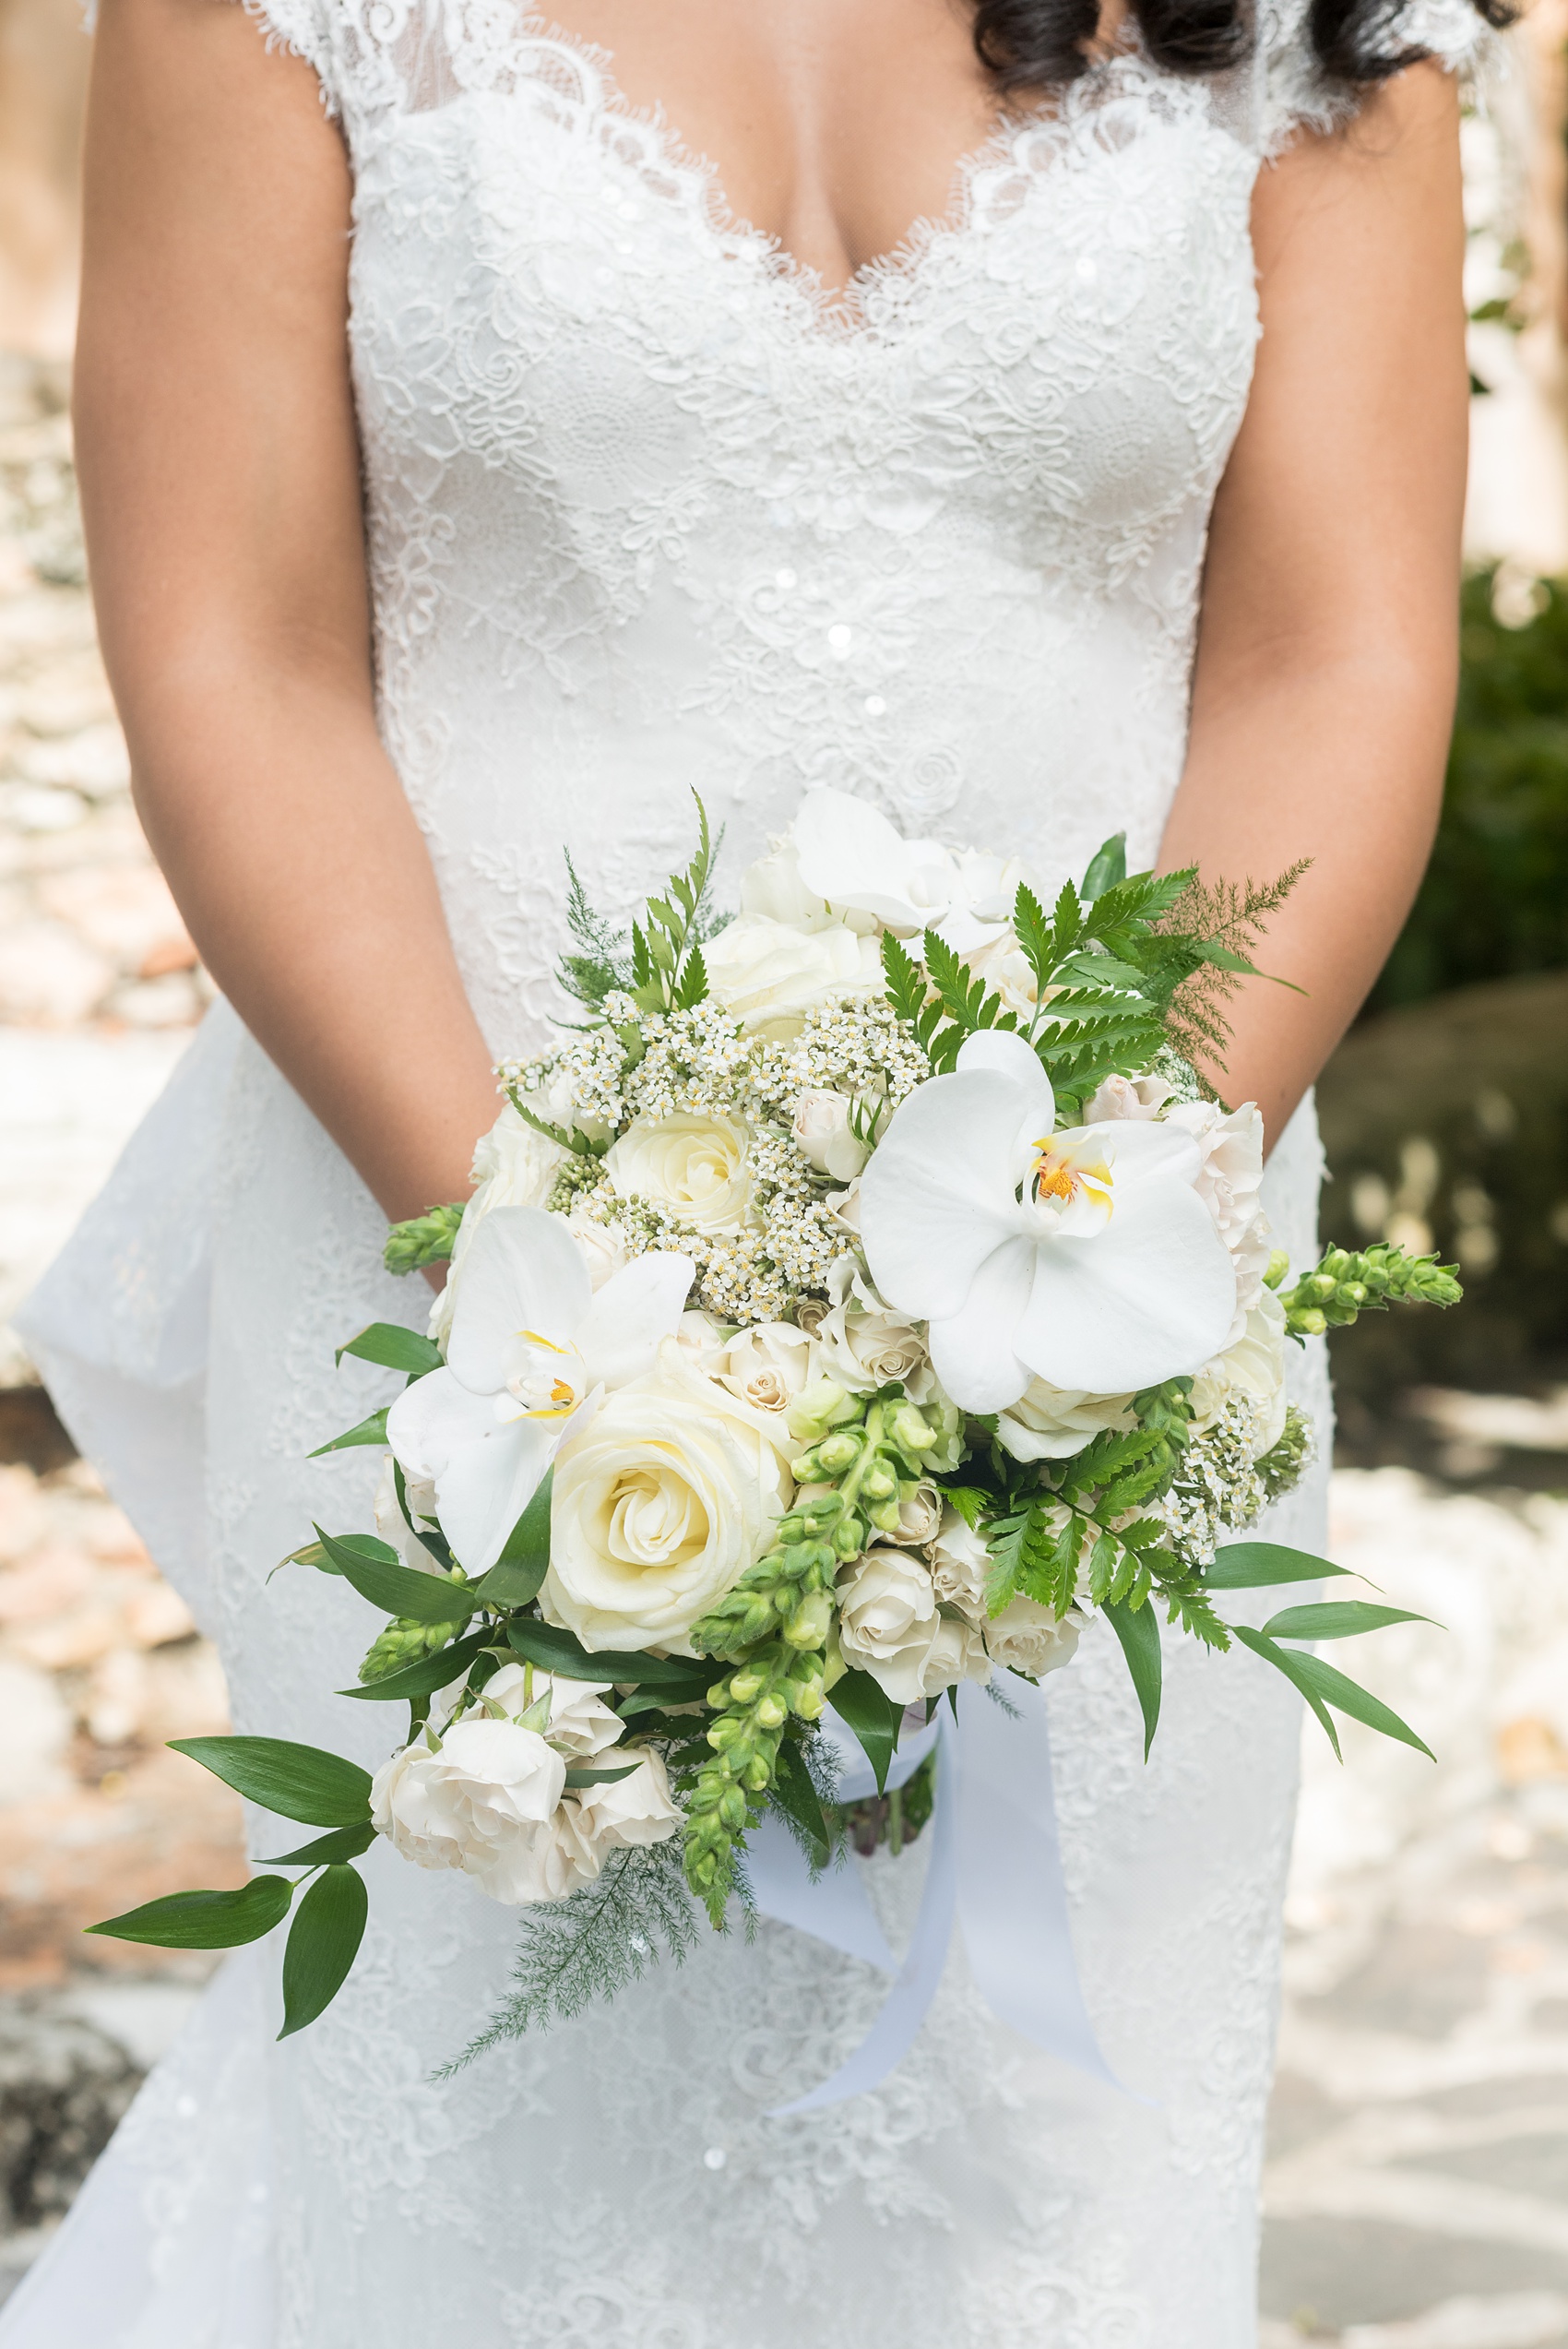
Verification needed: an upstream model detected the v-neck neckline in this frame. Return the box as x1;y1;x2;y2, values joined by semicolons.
519;9;1102;337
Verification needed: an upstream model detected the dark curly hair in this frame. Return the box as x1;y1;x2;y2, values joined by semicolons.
972;0;1510;92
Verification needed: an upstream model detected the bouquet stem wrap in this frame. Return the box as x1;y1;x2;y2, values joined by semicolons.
751;1687;1134;2114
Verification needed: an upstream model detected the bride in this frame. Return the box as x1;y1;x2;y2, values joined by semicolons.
3;0;1490;2339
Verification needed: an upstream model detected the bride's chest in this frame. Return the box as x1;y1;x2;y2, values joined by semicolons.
345;47;1263;547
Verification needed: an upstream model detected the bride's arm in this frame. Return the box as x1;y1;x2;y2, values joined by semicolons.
75;0;498;1223
1158;60;1467;1146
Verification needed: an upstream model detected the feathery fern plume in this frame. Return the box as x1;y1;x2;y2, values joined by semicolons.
1155;864;1308;1080
555;853;634;1010
438;1840;699;2074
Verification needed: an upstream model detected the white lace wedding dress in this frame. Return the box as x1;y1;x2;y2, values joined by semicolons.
6;4;1485;2342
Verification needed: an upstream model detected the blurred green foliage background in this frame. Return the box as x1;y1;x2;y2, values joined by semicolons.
1323;568;1568;1438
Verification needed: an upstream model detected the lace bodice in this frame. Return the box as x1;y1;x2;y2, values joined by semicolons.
243;0;1480;1052
4;5;1490;2346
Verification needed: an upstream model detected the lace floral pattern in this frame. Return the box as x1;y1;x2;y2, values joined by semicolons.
4;0;1481;2340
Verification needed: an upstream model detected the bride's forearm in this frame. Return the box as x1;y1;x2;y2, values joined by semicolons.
1158;640;1452;1145
119;657;498;1223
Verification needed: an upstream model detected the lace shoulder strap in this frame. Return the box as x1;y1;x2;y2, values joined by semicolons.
1255;0;1503;159
236;0;343;112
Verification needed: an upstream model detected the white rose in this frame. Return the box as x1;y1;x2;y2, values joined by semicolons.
928;1506;990;1619
372;1454;444;1575
1083;1072;1174;1123
874;1477;943;1548
564;1208;629;1292
703;913;885;1043
542;1344;793;1652
994;1377;1137;1463
370;1717;576;1904
985;1596;1085;1679
1163;1101;1273;1330
604;1112;755;1236
739;837;846;934
804;1258;932;1399
674;1309;728;1377
717;1320;816;1414
960;929;1039;1020
459;1663;624;1759
918;1616;992;1699
791;1090;871;1183
572;1747;681;1854
1189;1289;1289;1452
836;1548;938;1700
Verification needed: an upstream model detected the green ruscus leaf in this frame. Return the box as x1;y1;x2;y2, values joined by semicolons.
828;1668;902;1795
335;1322;444;1378
170;1735;374;1827
312;1525;476;1627
279;1863;370;2039
1104;1593;1162;1760
1205;1542;1355;1592
1230;1627;1435;1761
87;1875;294;1950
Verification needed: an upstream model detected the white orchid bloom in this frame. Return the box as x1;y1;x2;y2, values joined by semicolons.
793;788;961;939
858;1030;1238;1412
386;1206;694;1577
792;788;1034;954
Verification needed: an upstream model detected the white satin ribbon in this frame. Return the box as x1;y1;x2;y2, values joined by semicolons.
748;1680;1137;2115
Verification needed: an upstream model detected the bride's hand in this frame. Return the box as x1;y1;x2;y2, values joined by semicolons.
1159;60;1467;1151
73;0;499;1222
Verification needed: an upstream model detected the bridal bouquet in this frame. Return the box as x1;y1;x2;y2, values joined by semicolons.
92;793;1461;2051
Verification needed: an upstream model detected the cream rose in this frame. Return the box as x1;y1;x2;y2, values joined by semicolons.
573;1748;682;1854
873;1478;943;1549
800;1259;932;1399
1189;1289;1289;1452
370;1717;580;1904
836;1548;938;1700
564;1208;630;1292
994;1377;1137;1463
448;1663;624;1759
1163;1101;1273;1330
985;1596;1085;1679
702;913;885;1043
717;1320;816;1414
542;1345;792;1652
372;1454;444;1576
603;1111;755;1236
960;930;1039;1021
791;1090;871;1183
1082;1072;1174;1123
928;1506;990;1619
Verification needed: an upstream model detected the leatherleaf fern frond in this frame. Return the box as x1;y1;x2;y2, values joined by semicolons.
438;1840;699;2073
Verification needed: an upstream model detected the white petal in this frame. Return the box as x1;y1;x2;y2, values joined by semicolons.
925;1235;1036;1413
434;1413;561;1577
445;1207;592;1394
577;1252;695;1389
386;1367;498;1483
793;789;952;930
955;1027;1055;1130
859;1068;1036;1318
1073;1115;1202;1192
1014;1181;1238;1394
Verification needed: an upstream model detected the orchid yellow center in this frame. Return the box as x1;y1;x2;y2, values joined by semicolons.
504;1330;588;1419
1030;1136;1114;1222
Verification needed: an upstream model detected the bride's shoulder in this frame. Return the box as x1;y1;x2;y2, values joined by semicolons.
1253;0;1503;160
